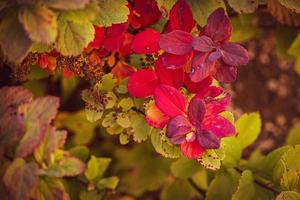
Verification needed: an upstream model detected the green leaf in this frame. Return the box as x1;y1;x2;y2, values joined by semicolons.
232;170;256;200
288;34;300;57
37;177;69;200
99;73;117;92
0;11;32;63
45;155;85;177
60;2;99;24
119;133;129;145
44;0;90;10
274;145;300;192
116;113;131;128
276;191;300;200
105;92;117;109
16;96;59;157
69;145;90;161
150;128;181;158
130;113;151;142
222;137;242;168
19;5;57;44
206;169;240;200
56;16;94;56
220;111;235;123
156;0;177;12
197;149;224;170
81;89;104;122
79;189;103;200
186;0;226;26
3;158;39;200
118;97;134;111
97;176;119;190
61;110;97;145
236;112;262;149
84;156;111;182
34;127;67;165
230;14;260;43
228;0;258;13
94;0;129;27
161;179;195;200
30;42;51;53
286;123;300;145
171;157;200;179
276;0;300;13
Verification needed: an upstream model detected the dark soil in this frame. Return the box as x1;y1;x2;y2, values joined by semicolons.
230;32;300;154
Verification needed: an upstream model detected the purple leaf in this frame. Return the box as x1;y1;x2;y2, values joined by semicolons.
192;36;215;52
188;97;205;127
204;8;232;42
3;158;39;200
221;43;249;66
208;49;222;62
161;53;189;69
166;115;192;144
214;63;237;83
197;130;220;149
159;30;193;55
16;96;60;157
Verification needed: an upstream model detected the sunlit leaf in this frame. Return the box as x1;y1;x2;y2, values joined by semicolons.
19;5;57;44
150;128;181;158
197;149;224;170
236;112;261;149
94;0;129;27
56;16;94;56
44;0;90;10
84;156;111;182
186;0;226;26
96;176;119;190
44;155;85;177
286;123;300;145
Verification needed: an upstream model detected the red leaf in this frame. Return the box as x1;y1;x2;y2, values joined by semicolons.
132;0;162;28
145;104;170;129
188;97;205;127
184;75;212;93
155;57;184;89
180;140;205;159
202;115;235;138
204;8;232;42
159;30;193;55
190;53;214;82
160;53;189;69
166;115;192;144
131;29;160;54
192;36;215;52
154;84;187;117
111;62;135;81
128;69;159;98
204;93;231;116
88;26;105;49
195;85;224;99
169;0;195;32
221;43;249;66
104;23;128;51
